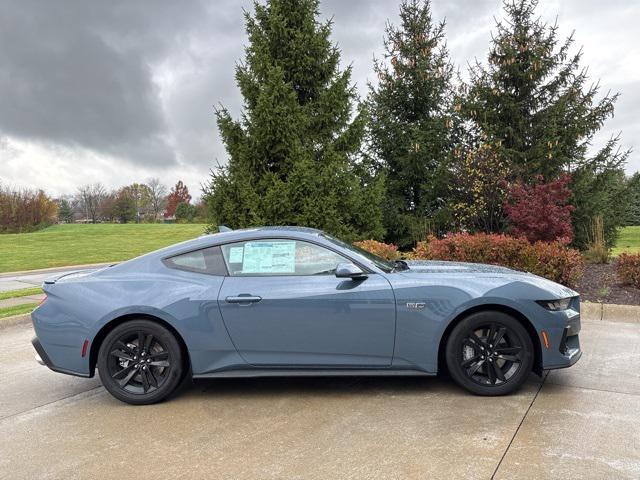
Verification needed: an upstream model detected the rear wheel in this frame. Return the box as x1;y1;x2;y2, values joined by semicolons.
97;319;184;405
445;311;534;396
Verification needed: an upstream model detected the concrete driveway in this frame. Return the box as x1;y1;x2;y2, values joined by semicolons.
1;319;638;479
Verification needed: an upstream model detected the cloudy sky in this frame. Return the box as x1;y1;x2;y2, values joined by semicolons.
1;0;638;199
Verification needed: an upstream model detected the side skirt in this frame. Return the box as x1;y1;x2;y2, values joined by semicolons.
193;368;436;379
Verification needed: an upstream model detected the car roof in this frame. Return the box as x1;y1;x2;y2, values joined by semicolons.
230;226;323;235
103;225;384;275
150;226;326;258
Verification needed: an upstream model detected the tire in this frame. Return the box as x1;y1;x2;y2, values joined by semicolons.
445;311;534;396
97;319;184;405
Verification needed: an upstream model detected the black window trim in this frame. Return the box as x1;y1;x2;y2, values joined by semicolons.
162;245;229;276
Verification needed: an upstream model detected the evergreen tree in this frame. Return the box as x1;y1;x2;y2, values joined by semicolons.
57;198;74;223
204;0;384;240
368;0;456;247
461;0;629;247
626;173;640;226
114;188;137;224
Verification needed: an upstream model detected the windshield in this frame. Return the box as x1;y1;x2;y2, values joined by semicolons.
321;234;395;273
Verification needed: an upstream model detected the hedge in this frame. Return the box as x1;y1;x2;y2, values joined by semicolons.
356;233;583;287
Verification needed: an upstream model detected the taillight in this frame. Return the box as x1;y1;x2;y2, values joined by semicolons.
37;295;48;307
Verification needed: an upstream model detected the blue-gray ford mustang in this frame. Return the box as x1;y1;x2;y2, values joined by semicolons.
32;226;582;404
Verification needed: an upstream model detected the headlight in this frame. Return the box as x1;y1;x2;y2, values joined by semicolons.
536;297;572;311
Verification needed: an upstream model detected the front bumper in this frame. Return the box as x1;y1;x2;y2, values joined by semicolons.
31;336;91;378
541;306;582;370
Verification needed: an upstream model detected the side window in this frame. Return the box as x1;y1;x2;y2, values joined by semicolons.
164;246;227;276
221;239;348;276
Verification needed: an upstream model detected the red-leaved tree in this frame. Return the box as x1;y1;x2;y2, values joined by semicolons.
503;175;574;243
164;181;192;218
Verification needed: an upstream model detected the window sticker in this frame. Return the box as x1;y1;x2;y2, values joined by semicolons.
242;241;296;274
228;246;244;264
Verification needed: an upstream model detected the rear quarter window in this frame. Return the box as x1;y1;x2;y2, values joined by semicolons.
163;246;227;276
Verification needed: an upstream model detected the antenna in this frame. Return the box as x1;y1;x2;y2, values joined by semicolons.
218;225;233;232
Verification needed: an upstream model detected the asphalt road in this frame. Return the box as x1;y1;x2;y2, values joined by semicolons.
1;319;639;479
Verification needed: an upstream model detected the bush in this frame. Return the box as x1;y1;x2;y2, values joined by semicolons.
503;175;574;243
616;253;640;289
353;239;400;260
395;232;581;286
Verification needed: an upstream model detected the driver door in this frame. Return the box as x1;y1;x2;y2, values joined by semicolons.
217;238;396;367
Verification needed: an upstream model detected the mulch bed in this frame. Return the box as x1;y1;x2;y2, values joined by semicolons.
576;263;640;305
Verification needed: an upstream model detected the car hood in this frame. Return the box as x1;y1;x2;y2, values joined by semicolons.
401;260;578;298
404;260;521;275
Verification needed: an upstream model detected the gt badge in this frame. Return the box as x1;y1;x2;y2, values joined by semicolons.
406;302;426;310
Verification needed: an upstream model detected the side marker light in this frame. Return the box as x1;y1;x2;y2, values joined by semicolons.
541;331;550;349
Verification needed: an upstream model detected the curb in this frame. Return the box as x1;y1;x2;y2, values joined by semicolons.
0;313;31;330
0;262;115;278
581;302;639;324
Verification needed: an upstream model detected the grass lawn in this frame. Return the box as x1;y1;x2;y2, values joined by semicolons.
0;303;38;319
0;287;43;300
0;223;207;273
613;226;640;256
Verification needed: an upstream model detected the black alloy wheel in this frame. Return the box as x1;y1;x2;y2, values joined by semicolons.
445;311;534;396
98;319;184;405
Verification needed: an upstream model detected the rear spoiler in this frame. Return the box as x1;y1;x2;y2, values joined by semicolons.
43;266;113;285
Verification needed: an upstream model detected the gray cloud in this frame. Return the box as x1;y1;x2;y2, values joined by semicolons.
0;0;215;167
0;0;637;197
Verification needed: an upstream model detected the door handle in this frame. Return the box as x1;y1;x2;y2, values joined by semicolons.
226;295;262;305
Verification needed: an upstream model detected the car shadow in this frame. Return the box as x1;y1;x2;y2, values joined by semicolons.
178;373;453;399
171;371;544;402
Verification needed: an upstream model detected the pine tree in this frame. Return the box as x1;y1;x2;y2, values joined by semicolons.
462;0;629;247
57;198;74;224
367;0;456;248
204;0;384;240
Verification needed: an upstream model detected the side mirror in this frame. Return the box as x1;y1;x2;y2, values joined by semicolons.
335;262;367;279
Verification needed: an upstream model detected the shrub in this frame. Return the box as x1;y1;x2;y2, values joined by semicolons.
529;240;584;287
353;239;400;261
409;233;583;286
503;174;574;243
616;253;640;289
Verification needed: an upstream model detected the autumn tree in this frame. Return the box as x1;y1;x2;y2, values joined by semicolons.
503;174;574;243
165;180;191;219
451;141;510;233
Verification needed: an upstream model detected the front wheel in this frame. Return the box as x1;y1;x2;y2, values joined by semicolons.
445;311;534;396
97;319;184;405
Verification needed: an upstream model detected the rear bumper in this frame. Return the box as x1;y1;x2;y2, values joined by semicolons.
31;336;91;378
